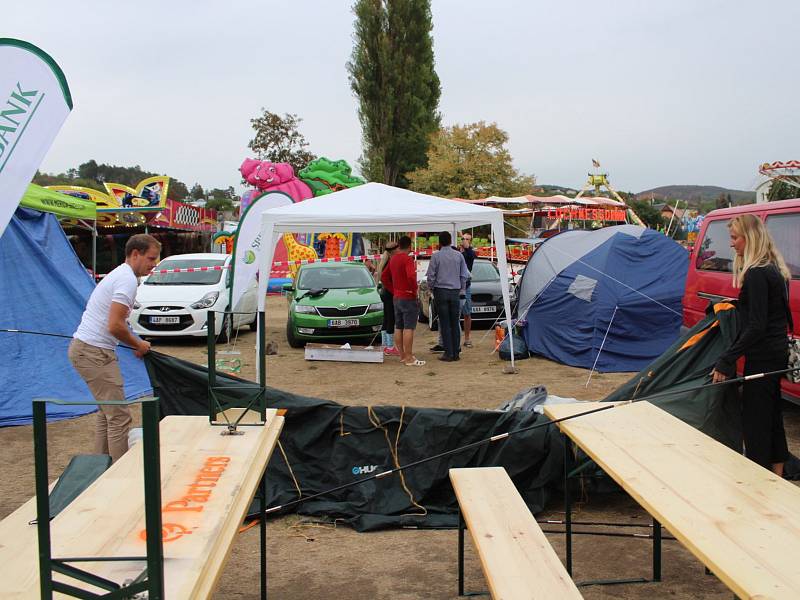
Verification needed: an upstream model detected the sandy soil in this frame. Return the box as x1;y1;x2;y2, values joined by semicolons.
2;294;798;599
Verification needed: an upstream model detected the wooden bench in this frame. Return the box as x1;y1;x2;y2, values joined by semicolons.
0;409;283;599
544;401;800;599
449;467;582;599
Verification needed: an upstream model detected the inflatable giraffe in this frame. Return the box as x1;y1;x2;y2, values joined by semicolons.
283;233;318;278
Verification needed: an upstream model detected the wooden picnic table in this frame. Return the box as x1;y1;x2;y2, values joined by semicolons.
544;400;800;599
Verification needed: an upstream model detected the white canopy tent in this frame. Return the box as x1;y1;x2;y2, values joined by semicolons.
254;182;517;368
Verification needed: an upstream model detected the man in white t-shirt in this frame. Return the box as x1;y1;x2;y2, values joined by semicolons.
69;234;161;461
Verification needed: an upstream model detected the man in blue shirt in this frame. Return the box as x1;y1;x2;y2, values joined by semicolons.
427;231;469;361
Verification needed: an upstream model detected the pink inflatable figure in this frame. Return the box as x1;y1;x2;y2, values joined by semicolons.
239;159;313;201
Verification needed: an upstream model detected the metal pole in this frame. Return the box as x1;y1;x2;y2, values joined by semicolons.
33;401;54;599
260;474;267;600
142;400;164;599
652;517;662;582
564;434;573;575
258;311;266;422
91;222;97;281
207;311;217;423
457;509;465;596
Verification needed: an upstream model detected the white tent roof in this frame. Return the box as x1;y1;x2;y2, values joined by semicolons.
259;182;505;232
253;182;518;367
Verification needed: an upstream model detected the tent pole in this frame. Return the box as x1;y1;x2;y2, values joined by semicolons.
92;221;97;281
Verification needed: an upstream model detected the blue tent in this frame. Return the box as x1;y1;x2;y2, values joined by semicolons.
0;208;152;426
516;225;688;372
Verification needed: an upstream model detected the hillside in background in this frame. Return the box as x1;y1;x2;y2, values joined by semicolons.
635;185;755;206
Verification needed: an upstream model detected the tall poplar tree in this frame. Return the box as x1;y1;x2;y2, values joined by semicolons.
347;0;441;187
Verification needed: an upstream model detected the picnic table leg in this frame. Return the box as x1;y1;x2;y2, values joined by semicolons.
563;434;573;576
260;474;268;600
652;517;662;582
458;508;465;596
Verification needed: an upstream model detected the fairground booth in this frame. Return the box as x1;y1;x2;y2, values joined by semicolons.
50;176;218;278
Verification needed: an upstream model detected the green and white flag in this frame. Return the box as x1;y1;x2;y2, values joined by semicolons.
0;38;72;237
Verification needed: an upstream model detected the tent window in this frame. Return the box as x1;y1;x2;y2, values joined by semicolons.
567;274;597;302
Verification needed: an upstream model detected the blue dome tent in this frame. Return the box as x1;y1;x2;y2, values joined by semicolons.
516;225;688;372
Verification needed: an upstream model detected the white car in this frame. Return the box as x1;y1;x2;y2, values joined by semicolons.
130;253;258;339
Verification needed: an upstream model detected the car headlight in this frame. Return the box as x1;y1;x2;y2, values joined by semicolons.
133;301;141;310
294;304;316;314
367;302;383;312
190;291;220;309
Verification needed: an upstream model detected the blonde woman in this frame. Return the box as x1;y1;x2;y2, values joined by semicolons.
376;241;400;356
711;214;791;475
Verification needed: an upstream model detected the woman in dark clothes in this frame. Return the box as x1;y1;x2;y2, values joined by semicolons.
711;214;792;475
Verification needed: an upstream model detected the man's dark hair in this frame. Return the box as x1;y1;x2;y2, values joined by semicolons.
397;235;412;250
439;231;452;246
125;233;161;257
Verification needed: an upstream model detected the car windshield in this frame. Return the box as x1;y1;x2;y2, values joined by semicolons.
144;259;226;285
471;261;500;282
297;266;374;290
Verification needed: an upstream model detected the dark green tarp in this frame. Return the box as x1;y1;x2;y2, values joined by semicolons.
145;352;565;531
143;303;745;531
603;303;742;450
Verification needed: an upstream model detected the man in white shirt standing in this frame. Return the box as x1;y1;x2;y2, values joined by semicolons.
68;234;161;461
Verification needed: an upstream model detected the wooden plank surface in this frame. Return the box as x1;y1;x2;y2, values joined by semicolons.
0;410;283;599
450;467;582;600
544;401;800;600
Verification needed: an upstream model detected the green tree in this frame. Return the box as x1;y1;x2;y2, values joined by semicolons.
347;0;441;187
406;122;535;199
768;179;800;201
205;197;234;212
190;183;205;201
629;200;666;229
247;110;316;174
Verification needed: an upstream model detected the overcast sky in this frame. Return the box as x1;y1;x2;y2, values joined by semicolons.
8;0;799;194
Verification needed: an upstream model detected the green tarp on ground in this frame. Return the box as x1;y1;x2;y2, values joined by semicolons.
143;304;745;531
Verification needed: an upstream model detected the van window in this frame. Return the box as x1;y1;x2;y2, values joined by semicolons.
696;219;732;272
766;213;800;279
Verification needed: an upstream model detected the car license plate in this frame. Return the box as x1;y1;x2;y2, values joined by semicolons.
150;316;180;324
471;306;495;314
328;319;360;327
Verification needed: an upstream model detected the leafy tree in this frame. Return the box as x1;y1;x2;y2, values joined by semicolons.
169;180;189;201
247;110;316;174
768;179;800;201
406;122;535;198
347;0;441;187
190;184;205;201
629;200;666;229
205;197;234;212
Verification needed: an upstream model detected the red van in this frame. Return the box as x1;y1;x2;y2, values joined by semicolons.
683;198;800;402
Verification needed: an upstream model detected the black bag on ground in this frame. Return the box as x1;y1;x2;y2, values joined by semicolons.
499;331;529;360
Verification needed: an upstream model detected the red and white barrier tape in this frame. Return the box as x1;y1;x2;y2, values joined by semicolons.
93;247;528;278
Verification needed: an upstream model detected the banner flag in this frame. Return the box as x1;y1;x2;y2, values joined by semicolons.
0;38;72;238
229;191;294;310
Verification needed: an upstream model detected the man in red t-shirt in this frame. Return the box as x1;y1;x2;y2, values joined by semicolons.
383;235;425;366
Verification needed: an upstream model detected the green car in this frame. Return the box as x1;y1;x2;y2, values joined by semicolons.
283;262;384;348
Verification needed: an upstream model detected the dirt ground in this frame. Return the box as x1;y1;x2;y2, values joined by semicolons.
2;294;798;599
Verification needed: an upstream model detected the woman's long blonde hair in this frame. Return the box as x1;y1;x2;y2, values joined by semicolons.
729;214;790;287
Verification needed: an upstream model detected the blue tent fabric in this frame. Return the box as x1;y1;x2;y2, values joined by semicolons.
0;208;152;426
518;226;688;372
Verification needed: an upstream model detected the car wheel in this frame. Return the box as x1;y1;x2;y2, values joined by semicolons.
428;299;438;331
286;318;304;348
217;313;233;343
